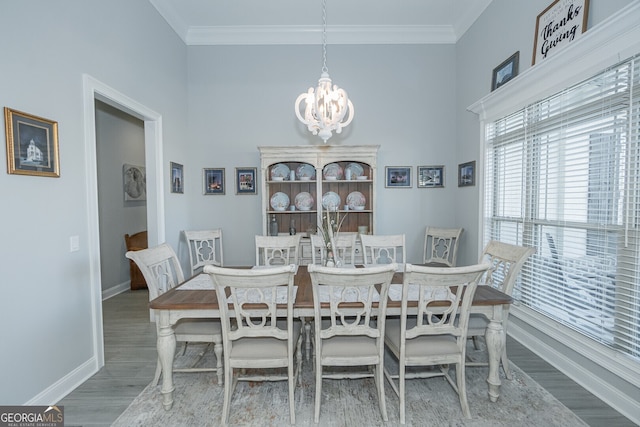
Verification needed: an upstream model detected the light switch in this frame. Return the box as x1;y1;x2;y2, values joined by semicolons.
70;235;80;252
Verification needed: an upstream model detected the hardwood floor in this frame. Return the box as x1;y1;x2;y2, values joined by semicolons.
57;290;634;427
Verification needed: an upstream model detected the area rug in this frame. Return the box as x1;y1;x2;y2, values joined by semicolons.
113;344;587;427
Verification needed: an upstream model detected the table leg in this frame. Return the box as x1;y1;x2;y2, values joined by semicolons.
304;317;312;361
484;317;504;402
157;311;176;410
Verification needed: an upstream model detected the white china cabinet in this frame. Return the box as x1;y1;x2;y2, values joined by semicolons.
259;145;379;265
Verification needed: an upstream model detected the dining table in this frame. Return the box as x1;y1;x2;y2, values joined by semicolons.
149;264;512;410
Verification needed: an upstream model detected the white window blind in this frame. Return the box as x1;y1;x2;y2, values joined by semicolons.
484;54;640;361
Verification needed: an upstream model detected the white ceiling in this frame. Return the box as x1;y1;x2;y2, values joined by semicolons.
149;0;493;45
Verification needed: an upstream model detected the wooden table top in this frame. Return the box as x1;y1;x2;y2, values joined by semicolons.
149;265;512;311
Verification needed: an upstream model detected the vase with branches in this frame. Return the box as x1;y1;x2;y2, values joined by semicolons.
317;206;347;267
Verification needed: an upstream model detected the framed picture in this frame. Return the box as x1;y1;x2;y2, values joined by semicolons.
492;51;519;91
532;0;589;65
417;165;444;188
170;162;184;194
458;161;476;187
203;168;225;195
123;164;146;201
236;167;257;195
385;166;411;188
4;107;60;177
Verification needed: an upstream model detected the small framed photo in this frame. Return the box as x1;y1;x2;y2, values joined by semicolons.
203;168;225;195
170;162;184;194
492;51;519;91
123;164;146;201
458;161;476;187
417;165;444;188
385;166;411;188
236;167;257;195
4;107;60;177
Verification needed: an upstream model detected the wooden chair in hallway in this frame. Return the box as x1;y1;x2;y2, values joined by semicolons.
124;230;148;290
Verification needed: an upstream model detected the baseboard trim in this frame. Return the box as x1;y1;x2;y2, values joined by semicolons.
25;357;98;406
102;281;130;300
509;310;640;425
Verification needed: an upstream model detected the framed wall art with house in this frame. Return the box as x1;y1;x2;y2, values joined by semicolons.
4;107;60;177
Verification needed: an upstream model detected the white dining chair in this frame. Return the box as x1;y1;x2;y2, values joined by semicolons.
423;226;463;267
466;240;535;379
309;232;357;266
384;262;490;423
360;233;406;268
308;263;397;423
255;234;302;266
126;243;223;386
204;264;302;425
183;229;224;276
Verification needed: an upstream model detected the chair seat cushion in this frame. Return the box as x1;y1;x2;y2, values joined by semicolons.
321;335;378;361
175;318;222;338
385;318;459;359
230;320;301;362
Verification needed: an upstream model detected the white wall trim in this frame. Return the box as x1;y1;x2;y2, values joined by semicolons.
185;24;457;46
102;281;131;300
26;357;96;405
510;307;640;425
82;74;165;374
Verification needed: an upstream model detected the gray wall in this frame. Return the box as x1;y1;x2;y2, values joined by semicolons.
185;44;459;266
0;0;188;404
96;101;146;292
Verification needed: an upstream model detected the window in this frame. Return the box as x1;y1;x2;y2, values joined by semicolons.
484;55;640;361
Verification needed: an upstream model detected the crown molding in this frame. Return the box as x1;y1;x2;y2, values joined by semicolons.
184;24;457;46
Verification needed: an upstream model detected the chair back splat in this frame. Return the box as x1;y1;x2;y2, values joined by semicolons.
423;226;463;267
360;234;406;267
255;234;302;266
183;229;224;276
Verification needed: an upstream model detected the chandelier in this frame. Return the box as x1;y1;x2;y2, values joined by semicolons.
295;0;354;143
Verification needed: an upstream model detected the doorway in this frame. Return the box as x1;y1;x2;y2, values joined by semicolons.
83;74;165;369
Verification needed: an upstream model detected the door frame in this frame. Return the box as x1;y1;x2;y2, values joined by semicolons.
82;74;165;368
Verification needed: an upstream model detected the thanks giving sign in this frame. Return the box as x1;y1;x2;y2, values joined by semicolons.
532;0;589;65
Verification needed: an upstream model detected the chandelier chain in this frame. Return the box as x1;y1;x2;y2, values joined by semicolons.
322;0;328;73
